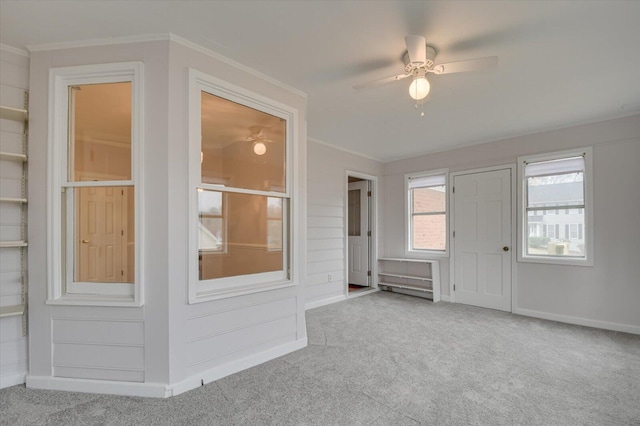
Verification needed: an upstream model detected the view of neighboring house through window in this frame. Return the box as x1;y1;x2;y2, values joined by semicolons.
523;154;587;259
407;172;447;253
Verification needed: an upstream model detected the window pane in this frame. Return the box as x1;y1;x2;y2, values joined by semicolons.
199;191;286;280
412;185;445;213
348;189;361;237
201;91;286;192
526;208;584;257
69;82;132;182
74;186;135;283
198;190;225;252
527;172;584;207
412;213;446;251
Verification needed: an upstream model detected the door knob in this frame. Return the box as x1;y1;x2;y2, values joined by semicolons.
503;246;509;252
82;240;90;244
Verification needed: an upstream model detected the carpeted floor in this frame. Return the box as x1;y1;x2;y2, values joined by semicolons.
2;291;639;425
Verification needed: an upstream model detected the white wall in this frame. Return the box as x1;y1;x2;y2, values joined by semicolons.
384;114;640;333
0;45;29;388
306;140;383;309
26;37;309;397
166;39;308;394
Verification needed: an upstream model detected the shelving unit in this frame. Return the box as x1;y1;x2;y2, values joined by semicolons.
378;258;440;302
0;94;28;331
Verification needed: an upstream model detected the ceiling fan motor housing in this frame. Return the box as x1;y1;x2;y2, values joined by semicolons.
404;45;437;73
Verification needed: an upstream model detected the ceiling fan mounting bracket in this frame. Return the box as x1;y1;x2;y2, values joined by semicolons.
403;45;437;73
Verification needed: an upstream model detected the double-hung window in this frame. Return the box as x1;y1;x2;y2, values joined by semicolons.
518;148;593;266
48;62;144;305
189;70;295;302
406;171;448;255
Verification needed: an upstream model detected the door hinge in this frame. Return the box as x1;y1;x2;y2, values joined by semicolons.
453;284;456;291
121;270;124;276
452;186;455;194
367;231;372;237
121;190;124;195
367;191;371;197
367;270;372;277
121;230;124;236
453;231;455;238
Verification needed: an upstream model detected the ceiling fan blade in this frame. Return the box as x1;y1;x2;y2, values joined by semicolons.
405;35;426;65
353;73;410;90
431;56;498;75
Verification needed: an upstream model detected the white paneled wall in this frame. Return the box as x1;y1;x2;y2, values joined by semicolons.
305;140;383;309
0;45;29;389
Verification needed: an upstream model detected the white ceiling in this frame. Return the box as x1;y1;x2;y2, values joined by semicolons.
2;1;640;161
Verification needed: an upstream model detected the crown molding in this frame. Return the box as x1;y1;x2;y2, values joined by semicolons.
26;34;170;52
0;43;29;57
308;137;382;162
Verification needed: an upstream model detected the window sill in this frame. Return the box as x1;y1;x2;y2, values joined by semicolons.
517;255;593;267
190;280;295;304
46;294;142;307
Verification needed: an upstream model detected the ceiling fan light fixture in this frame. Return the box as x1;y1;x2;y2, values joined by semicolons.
409;73;430;100
253;141;267;156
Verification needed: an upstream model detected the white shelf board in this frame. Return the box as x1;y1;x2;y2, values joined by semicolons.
0;304;25;318
379;282;434;293
378;257;439;264
0;240;28;248
378;272;432;281
0;152;27;162
0;105;28;122
0;197;27;203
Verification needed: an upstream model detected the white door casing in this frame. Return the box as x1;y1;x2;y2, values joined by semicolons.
348;180;369;286
453;168;512;312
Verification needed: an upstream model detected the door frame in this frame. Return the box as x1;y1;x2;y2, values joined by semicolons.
344;170;379;297
448;164;517;311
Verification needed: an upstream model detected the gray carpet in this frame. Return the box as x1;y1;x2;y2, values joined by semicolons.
2;291;639;425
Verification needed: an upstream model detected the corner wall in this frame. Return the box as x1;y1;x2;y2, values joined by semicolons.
383;114;640;333
305;140;383;309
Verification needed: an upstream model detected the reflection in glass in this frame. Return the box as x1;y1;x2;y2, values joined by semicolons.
74;186;135;283
199;190;286;280
200;91;286;192
69;82;132;182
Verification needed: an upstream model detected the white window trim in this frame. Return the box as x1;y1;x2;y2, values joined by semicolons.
405;169;449;257
517;147;593;267
188;68;297;303
47;62;145;306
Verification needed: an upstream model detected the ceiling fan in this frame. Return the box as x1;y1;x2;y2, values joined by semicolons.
354;35;498;103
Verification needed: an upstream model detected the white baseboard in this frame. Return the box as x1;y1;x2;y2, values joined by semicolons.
169;337;307;397
26;375;170;398
513;307;640;335
347;288;379;300
305;294;346;310
0;373;26;389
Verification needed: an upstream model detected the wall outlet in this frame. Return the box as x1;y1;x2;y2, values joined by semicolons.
328;274;333;282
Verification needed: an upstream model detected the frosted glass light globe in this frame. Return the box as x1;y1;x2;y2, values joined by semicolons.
253;141;267;156
409;76;430;100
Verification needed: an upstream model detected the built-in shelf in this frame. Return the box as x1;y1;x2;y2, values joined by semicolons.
0;105;28;122
0;152;27;162
0;240;28;248
378;258;441;302
0;197;27;203
0;304;25;318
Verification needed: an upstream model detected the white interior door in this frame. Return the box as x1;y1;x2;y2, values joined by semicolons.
453;168;512;311
348;180;369;286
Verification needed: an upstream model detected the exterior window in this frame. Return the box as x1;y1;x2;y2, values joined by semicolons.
48;63;143;305
406;171;447;254
518;148;593;266
189;70;294;302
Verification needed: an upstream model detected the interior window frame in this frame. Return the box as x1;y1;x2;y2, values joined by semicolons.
47;62;145;306
188;69;296;303
405;169;449;257
517;147;594;266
